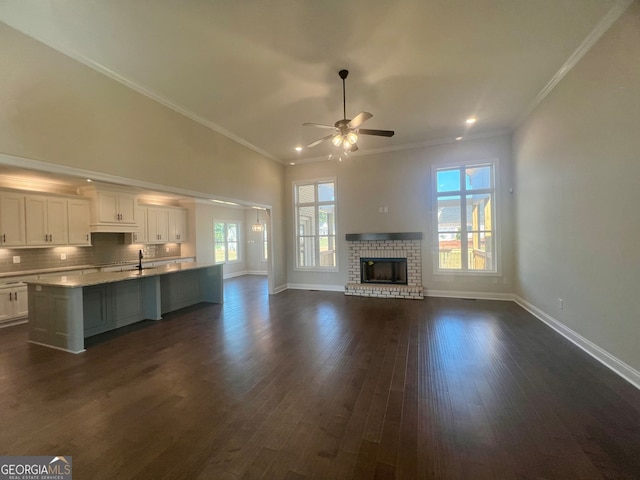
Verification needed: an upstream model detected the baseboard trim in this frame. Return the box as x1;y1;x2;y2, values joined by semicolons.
286;283;345;293
0;318;28;329
273;284;288;294
514;296;640;390
426;289;515;301
28;340;85;355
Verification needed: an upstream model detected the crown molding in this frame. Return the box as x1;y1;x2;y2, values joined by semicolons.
515;0;634;127
290;129;512;165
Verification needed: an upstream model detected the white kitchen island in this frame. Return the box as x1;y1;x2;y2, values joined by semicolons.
26;262;223;353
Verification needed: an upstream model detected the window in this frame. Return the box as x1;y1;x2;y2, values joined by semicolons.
434;163;496;273
294;180;337;269
214;221;240;263
262;224;268;261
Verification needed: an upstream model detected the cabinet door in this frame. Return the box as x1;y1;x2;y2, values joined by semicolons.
168;209;188;242
132;207;148;244
13;286;28;318
112;281;143;328
68;199;91;245
96;191;120;223
47;198;68;245
157;209;169;242
0;193;26;246
117;194;136;224
147;207;169;243
0;289;12;322
83;285;112;337
25;196;48;245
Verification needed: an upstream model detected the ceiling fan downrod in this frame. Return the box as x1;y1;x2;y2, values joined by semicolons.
339;69;349;120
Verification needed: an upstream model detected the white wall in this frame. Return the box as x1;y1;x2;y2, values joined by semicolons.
513;2;640;373
285;134;515;296
244;208;268;274
182;200;261;278
0;23;286;289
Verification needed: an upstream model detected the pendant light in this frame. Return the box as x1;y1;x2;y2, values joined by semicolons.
251;209;264;233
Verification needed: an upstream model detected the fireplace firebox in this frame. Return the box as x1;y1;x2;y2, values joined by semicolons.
360;258;408;285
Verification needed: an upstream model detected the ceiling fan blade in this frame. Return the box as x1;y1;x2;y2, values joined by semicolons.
358;128;395;137
305;133;335;148
303;122;336;129
347;112;373;129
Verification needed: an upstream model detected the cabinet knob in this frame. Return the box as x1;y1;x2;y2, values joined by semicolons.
15;291;18;301
8;292;12;301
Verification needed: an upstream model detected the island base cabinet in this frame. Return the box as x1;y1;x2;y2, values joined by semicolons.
26;264;222;353
28;286;85;353
83;279;156;337
160;270;201;314
83;285;113;337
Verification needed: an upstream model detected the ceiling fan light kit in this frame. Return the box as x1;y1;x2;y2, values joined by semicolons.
303;69;394;157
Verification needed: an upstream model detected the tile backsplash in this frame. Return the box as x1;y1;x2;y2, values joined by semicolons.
0;233;181;274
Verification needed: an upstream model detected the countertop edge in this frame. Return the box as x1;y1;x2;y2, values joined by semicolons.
24;262;222;288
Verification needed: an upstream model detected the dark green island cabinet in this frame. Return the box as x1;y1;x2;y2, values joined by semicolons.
27;262;223;353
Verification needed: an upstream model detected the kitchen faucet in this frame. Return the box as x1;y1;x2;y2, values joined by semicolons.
137;249;143;271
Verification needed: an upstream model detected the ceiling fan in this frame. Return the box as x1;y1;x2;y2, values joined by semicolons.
303;69;394;154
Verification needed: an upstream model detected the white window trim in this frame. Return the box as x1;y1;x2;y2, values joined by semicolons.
431;158;501;276
293;177;339;272
214;219;242;264
260;224;268;262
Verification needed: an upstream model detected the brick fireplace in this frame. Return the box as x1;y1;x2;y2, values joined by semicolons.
344;232;424;299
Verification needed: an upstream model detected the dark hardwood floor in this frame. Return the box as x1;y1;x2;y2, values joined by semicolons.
0;276;638;479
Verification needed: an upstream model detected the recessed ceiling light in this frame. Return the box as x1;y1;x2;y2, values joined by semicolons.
465;117;477;125
455;136;463;141
295;146;302;152
289;162;296;166
86;178;92;182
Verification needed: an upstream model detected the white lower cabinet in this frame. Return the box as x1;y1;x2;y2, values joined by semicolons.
0;284;28;324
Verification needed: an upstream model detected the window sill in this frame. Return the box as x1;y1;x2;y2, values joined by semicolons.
434;269;501;277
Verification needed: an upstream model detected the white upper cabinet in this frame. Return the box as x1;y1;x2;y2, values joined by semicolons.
131;206;148;244
96;190;136;224
147;207;169;243
137;206;188;244
67;198;92;246
79;185;138;233
168;208;187;243
25;195;68;246
0;193;26;247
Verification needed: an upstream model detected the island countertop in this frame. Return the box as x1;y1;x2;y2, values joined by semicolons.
25;261;219;288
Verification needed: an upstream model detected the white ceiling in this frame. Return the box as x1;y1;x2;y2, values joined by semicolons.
0;0;632;164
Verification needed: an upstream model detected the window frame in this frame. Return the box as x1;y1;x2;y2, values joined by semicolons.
214;220;242;264
432;160;500;276
261;223;268;262
293;178;338;272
